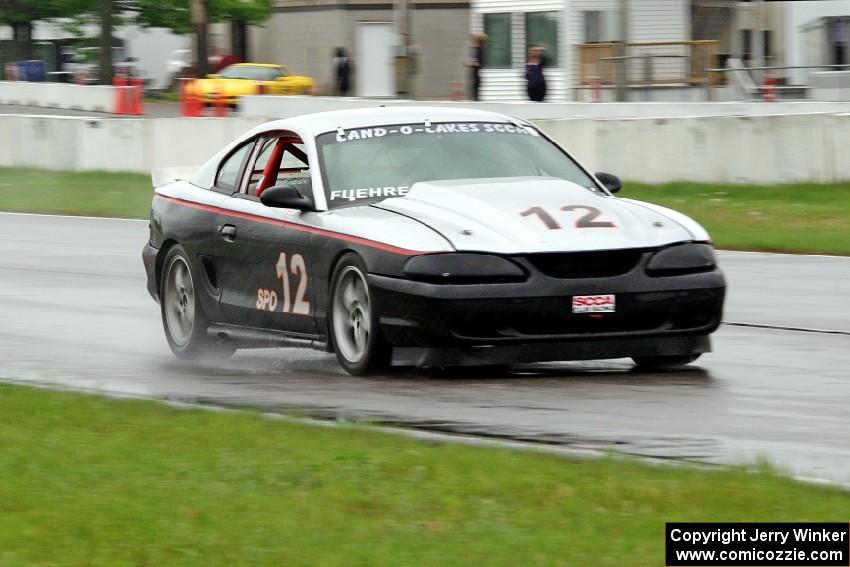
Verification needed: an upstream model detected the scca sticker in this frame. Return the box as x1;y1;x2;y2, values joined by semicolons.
335;122;538;143
572;294;616;314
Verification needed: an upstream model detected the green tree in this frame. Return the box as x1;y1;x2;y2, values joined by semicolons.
2;0;270;83
0;0;69;59
134;0;270;73
52;0;126;84
133;0;270;34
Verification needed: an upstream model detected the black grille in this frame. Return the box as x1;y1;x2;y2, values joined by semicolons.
448;289;724;340
524;249;644;279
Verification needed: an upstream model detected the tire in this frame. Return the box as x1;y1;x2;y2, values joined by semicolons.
632;354;701;369
329;253;390;375
160;245;234;360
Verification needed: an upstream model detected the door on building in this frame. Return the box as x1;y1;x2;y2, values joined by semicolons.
356;22;395;97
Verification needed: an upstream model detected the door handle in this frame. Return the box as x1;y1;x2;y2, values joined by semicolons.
218;224;237;242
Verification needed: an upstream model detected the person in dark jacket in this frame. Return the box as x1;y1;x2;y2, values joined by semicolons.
525;45;547;102
465;33;486;101
333;47;353;96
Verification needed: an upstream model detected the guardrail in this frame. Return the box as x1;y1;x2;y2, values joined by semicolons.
579;41;719;86
4;112;850;185
704;63;850;101
0;81;117;113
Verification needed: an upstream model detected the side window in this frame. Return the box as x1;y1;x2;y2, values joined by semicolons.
253;138;278;171
243;133;312;199
281;144;309;171
215;142;253;191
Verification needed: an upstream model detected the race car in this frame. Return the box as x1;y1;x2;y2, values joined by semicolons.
187;63;314;105
143;107;725;375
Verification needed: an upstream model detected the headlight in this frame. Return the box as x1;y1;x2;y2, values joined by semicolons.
403;254;526;283
646;243;716;276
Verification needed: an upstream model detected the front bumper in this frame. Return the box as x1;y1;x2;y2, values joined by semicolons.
369;260;725;366
390;334;713;367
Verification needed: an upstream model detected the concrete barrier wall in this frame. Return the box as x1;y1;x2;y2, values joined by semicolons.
0;81;120;113
240;94;850;120
539;114;844;184
2;112;850;185
0;115;265;174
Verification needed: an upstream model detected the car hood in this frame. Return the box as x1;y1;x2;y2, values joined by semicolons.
372;177;701;254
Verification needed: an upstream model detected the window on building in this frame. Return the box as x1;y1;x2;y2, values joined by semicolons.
827;18;848;65
526;11;559;66
483;13;512;68
763;30;772;63
584;11;619;43
742;29;752;62
740;29;773;64
584;11;601;43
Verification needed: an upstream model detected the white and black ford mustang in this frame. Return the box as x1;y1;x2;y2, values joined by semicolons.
143;107;725;374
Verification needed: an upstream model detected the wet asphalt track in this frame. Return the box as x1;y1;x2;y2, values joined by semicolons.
1;212;849;484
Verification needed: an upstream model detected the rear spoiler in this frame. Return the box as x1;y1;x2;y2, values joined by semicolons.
150;166;200;189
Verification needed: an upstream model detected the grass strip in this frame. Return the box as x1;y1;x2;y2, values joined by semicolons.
0;168;152;219
0;382;848;566
624;182;850;256
1;167;849;255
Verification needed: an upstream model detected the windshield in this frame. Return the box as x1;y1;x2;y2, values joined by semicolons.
317;122;598;208
218;65;283;80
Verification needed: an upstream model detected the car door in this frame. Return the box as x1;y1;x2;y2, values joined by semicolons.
215;132;318;336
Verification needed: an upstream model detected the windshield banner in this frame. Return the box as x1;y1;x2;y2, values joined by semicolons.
334;122;539;143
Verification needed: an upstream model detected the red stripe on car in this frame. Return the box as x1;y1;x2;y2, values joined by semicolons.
155;194;428;256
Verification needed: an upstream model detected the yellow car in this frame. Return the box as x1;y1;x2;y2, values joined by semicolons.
189;63;314;105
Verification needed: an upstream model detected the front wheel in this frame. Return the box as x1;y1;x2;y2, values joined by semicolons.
329;254;390;375
632;354;701;369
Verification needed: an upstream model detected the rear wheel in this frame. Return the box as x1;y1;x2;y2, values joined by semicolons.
329;254;390;375
160;245;234;360
632;354;700;369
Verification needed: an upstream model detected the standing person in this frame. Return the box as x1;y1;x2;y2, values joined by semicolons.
465;33;486;101
333;47;353;97
525;45;547;102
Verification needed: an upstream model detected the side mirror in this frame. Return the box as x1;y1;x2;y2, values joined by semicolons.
260;185;312;211
595;172;621;194
207;73;221;79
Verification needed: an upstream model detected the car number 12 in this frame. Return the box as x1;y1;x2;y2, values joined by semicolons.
276;252;310;315
257;252;311;315
519;205;616;229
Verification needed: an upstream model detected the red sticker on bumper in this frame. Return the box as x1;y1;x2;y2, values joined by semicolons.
572;294;616;313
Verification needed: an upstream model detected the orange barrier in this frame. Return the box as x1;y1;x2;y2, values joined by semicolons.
179;78;204;117
127;77;144;115
762;76;777;102
179;79;188;115
450;80;462;101
212;84;228;117
113;75;127;114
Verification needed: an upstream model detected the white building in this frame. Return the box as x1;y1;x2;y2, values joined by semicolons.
471;0;690;101
694;0;850;86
